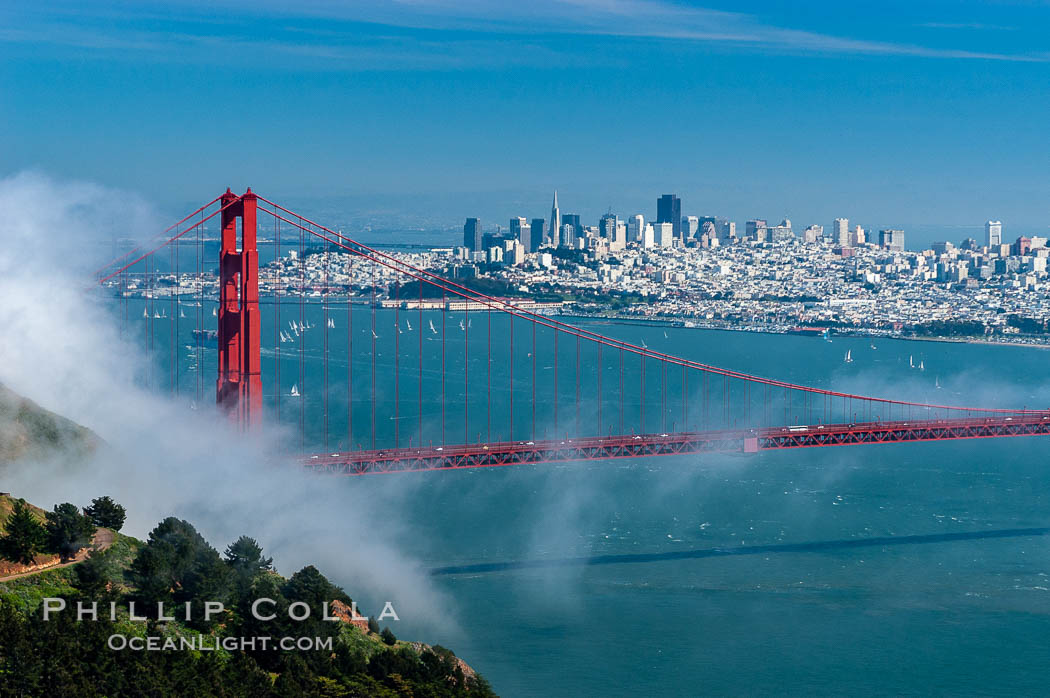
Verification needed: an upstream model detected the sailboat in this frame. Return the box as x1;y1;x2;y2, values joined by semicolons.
142;307;148;318
180;308;186;319
212;307;217;317
663;331;668;339
153;310;163;319
909;355;914;369
372;329;379;340
289;384;300;397
641;339;648;349
327;317;335;329
844;349;853;363
406;319;413;331
459;320;465;331
429;320;437;334
935;376;941;389
918;360;925;371
869;342;876;350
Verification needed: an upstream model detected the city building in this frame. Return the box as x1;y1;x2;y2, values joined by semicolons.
768;219;793;243
550;191;561;249
682;215;699;239
654;221;674;248
851;225;865;246
463;218;482;252
641;223;655;248
530;218;546;250
745;219;767;241
599;213;616;241
629;214;645;242
510;217;532;252
986;220;1003;247
879;229;905;251
833;218;850;247
562;213;581;247
657;194;682;241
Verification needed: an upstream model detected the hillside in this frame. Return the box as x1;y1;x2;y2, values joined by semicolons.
0;498;495;696
0;383;99;464
0;492;48;528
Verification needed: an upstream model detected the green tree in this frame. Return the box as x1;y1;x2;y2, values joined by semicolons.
129;517;231;627
380;627;397;646
0;498;46;564
44;503;96;562
367;616;380;634
74;547;121;596
83;496;126;531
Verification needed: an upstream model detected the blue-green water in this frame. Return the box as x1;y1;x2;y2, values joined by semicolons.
119;297;1050;696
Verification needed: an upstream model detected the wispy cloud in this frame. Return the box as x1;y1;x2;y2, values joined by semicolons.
918;22;1017;31
2;0;1047;65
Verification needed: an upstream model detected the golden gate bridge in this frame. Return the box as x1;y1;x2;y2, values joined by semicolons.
93;189;1050;475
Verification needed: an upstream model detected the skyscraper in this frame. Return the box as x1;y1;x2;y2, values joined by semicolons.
530;218;546;250
682;216;700;239
654;222;674;248
510;217;532;252
657;194;682;241
833;218;850;247
463;218;482;252
879;229;905;251
550;191;561;249
562;214;581;247
986;220;1002;247
629;214;645;242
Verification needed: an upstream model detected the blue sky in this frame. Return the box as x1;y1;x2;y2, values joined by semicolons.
1;0;1048;238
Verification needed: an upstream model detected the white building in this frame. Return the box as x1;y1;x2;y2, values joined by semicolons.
986;220;1002;247
642;223;655;249
654;222;674;248
833;218;850;247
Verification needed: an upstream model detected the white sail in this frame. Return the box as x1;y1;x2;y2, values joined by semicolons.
290;384;300;397
406;319;412;331
429;320;437;334
909;355;914;368
142;307;148;318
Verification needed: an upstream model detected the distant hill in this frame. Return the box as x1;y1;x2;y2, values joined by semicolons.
0;383;99;464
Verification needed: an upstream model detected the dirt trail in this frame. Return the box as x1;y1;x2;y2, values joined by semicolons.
0;528;116;582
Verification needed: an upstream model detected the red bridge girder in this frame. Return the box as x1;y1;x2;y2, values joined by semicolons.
303;412;1050;476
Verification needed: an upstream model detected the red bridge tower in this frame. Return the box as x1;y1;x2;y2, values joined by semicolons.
216;188;263;428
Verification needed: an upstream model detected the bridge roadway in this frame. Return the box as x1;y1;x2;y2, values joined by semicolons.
303;411;1050;475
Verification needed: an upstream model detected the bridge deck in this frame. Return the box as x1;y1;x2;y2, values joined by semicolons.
303;412;1050;475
